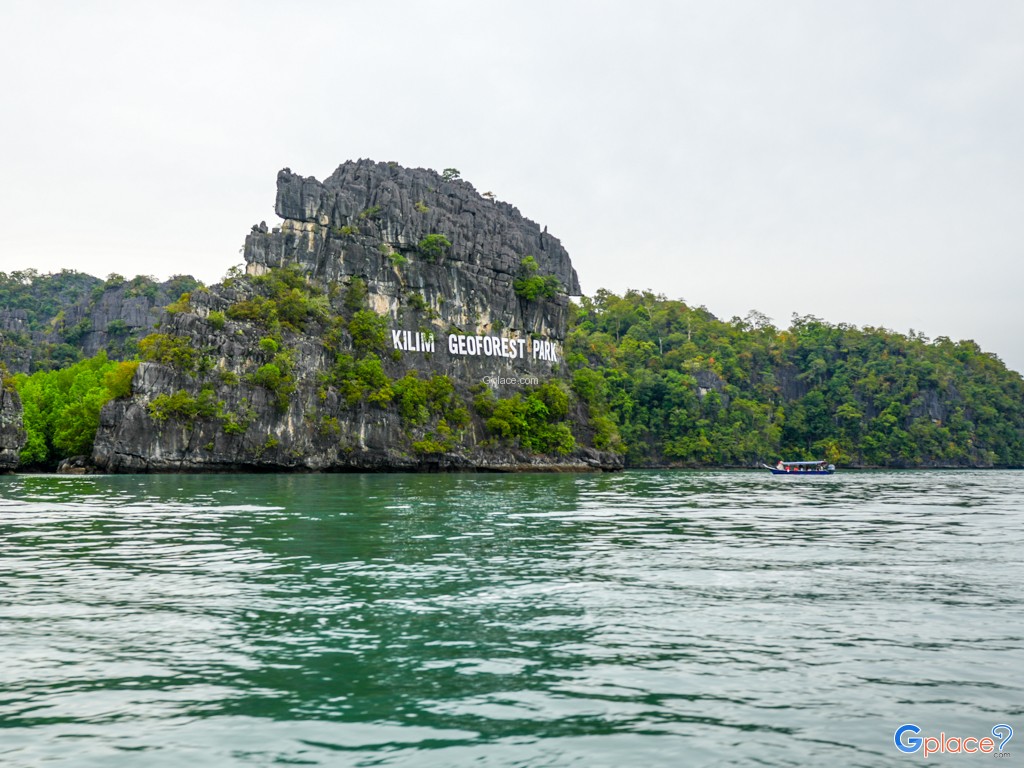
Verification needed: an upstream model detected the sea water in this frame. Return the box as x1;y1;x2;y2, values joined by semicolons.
1;470;1021;766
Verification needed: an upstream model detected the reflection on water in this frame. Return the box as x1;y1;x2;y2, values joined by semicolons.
1;470;1022;766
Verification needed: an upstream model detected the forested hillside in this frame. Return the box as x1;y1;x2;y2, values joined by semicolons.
566;290;1024;467
0;269;199;373
3;272;1023;469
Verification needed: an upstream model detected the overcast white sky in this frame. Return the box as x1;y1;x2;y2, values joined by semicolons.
2;1;1023;373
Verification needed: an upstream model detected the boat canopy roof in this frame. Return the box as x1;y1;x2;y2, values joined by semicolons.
779;460;827;466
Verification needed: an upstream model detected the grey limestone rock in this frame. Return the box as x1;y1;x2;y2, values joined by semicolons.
92;161;621;473
246;161;581;341
0;382;25;471
0;276;200;374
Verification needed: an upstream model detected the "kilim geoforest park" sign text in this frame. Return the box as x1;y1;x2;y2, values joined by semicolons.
391;330;559;362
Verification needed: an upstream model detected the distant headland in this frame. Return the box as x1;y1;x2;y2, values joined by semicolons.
1;161;1022;473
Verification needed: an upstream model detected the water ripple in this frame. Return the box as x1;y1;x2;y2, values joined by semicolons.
1;470;1021;766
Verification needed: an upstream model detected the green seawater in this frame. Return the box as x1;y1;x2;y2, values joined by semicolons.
0;471;1021;766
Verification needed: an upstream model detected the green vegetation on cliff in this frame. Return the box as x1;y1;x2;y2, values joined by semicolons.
4;268;1024;469
513;256;562;301
220;266;578;457
0;269;200;373
15;354;138;467
566;290;1024;467
0;269;100;328
473;380;576;455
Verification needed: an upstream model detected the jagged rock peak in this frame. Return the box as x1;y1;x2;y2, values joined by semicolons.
86;160;622;474
262;160;581;295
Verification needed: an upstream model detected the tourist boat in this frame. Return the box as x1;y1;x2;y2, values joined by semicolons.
762;460;836;475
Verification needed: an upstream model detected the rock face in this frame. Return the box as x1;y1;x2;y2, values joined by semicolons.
93;161;621;473
0;274;200;374
246;162;581;341
0;379;25;471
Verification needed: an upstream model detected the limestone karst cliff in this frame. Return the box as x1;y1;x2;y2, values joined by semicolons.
91;161;621;472
0;369;25;471
247;162;580;341
4;157;1022;470
0;272;200;374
